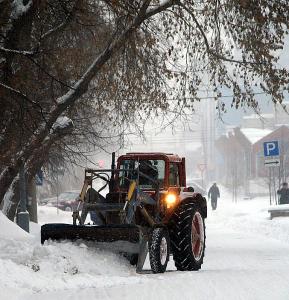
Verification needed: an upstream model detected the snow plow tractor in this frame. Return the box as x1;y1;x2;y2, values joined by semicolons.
41;152;207;273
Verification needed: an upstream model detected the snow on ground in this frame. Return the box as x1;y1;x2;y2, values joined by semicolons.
0;211;31;240
38;206;75;225
0;208;139;300
208;188;289;244
37;206;93;225
1;191;289;300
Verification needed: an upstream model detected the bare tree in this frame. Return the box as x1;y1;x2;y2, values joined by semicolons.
0;0;289;219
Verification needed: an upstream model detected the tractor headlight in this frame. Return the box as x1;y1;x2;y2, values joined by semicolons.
165;193;177;208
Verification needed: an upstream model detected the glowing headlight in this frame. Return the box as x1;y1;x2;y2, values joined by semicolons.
165;193;177;208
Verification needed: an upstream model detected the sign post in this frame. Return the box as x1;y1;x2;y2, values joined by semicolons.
35;170;43;186
263;141;280;205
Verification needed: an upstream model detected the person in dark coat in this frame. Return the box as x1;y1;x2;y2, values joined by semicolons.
208;183;220;210
277;182;289;205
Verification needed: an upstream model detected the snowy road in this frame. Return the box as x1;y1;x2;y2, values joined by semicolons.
2;196;289;300
24;220;289;300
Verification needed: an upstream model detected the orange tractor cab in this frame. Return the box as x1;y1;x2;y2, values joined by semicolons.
41;152;207;273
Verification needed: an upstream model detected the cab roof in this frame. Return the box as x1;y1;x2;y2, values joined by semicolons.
118;152;182;163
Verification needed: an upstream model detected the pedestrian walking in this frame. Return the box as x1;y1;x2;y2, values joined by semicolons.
277;182;289;205
208;183;220;210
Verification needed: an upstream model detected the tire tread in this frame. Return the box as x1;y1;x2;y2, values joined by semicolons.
170;202;206;271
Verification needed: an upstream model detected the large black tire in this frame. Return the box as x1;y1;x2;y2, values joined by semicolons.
149;227;170;273
170;202;206;271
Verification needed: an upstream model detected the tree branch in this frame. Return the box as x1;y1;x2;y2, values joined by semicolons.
0;46;35;56
177;1;265;65
39;0;78;42
0;81;48;125
145;0;176;19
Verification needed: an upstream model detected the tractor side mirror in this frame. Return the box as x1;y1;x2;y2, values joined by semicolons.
183;186;194;192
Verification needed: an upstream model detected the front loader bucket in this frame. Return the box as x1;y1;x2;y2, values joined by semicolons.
44;223;148;250
41;223;148;272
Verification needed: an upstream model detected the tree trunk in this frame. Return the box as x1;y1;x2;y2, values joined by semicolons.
1;120;73;219
27;179;37;223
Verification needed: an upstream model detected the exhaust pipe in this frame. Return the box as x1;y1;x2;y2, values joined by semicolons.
109;152;116;192
111;152;116;173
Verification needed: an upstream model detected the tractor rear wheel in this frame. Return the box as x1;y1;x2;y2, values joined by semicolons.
170;202;206;271
149;227;170;273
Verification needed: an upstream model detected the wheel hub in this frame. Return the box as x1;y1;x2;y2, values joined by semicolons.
160;237;168;265
191;212;204;261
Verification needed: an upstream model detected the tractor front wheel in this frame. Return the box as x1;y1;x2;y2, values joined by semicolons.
170;202;206;271
149;227;170;273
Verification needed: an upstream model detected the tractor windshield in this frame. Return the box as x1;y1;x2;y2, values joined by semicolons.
118;159;165;189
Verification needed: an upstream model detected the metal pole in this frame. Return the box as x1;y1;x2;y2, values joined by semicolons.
17;163;30;232
56;172;59;215
269;167;272;206
273;167;277;205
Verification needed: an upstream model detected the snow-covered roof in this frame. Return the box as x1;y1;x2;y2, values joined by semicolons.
243;113;274;120
240;128;272;144
275;124;289;128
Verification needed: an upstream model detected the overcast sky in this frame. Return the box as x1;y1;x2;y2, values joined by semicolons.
222;35;289;126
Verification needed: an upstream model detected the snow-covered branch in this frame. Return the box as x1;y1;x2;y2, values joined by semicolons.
50;116;74;134
0;82;45;112
0;46;35;56
145;0;175;18
10;0;32;20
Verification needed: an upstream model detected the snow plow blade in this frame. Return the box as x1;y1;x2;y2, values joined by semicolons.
41;223;143;254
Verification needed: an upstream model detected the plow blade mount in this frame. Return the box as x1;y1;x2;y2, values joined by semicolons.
41;223;144;254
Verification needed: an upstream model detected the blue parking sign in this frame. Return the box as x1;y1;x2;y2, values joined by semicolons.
263;141;279;157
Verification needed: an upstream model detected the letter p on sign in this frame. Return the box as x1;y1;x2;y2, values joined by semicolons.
263;141;279;157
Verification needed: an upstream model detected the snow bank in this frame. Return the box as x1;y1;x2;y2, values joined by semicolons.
0;207;137;300
0;211;30;240
0;239;140;300
268;204;289;211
